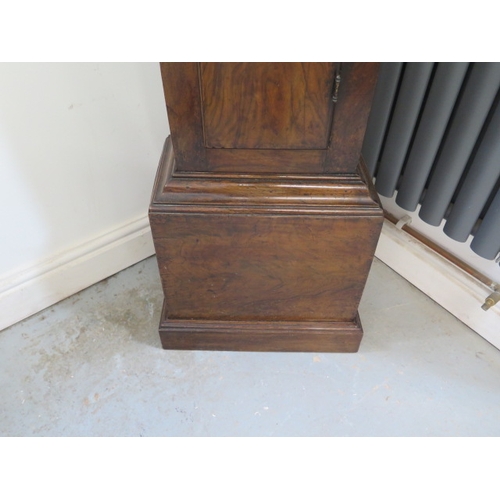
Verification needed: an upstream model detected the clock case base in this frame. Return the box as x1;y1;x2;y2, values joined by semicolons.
149;137;383;352
158;303;363;353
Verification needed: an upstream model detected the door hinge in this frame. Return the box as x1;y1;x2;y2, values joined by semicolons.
332;72;341;103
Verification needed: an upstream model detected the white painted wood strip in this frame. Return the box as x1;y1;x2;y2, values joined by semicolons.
376;219;500;350
0;216;155;332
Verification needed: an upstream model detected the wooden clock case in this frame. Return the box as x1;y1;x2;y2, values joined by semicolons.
149;63;383;352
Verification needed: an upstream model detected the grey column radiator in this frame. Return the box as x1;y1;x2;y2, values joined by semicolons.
362;62;500;261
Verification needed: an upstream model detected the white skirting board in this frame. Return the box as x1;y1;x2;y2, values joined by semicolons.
0;216;155;332
375;219;500;350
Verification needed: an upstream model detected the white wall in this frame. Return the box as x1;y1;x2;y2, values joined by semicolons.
0;63;169;330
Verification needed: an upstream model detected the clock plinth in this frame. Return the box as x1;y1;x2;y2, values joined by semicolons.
149;145;382;351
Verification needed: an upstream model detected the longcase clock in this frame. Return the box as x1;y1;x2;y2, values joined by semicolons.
149;62;383;352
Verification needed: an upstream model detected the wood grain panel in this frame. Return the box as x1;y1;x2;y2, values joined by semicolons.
151;214;381;323
200;63;336;149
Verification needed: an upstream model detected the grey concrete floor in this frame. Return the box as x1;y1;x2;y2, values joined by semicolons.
1;256;499;436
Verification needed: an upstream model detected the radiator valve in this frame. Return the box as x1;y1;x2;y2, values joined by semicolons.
481;291;500;311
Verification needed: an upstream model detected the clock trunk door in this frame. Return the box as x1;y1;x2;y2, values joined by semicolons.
200;63;335;150
160;62;378;174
